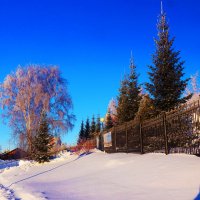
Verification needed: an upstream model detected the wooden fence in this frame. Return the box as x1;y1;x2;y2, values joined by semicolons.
98;98;200;155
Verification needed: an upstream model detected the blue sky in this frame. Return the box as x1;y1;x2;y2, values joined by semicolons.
0;0;200;151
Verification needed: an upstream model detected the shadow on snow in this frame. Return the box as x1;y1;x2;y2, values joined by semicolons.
7;152;93;188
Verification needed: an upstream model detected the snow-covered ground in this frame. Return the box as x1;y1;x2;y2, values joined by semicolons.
0;151;200;200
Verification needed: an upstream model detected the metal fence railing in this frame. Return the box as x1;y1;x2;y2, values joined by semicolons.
100;98;200;155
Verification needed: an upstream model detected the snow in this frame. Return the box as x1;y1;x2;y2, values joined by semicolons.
0;184;16;200
0;160;19;170
0;152;200;200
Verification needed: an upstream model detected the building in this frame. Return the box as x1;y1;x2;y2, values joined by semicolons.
0;148;28;160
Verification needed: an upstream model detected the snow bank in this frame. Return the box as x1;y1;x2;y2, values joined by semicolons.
0;152;200;200
0;159;19;170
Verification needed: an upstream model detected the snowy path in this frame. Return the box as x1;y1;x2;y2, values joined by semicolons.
1;152;200;200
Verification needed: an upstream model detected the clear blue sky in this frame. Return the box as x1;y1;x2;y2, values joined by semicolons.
0;0;200;151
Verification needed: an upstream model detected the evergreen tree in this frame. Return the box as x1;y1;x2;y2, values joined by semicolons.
146;7;191;112
84;118;90;139
90;115;96;137
135;94;156;121
95;115;101;133
78;120;85;143
117;76;129;124
127;55;142;119
32;112;52;163
105;109;113;130
117;54;141;124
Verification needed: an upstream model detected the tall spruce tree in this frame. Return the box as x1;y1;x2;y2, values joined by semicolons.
146;5;191;112
127;55;142;119
32;112;52;163
84;118;90;139
90;115;96;137
117;76;129;124
117;54;141;124
105;109;113;130
78;120;85;143
95;115;101;133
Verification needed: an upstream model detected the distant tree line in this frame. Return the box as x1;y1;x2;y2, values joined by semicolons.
78;115;101;143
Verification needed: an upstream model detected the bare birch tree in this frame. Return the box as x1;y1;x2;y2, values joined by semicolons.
0;65;75;153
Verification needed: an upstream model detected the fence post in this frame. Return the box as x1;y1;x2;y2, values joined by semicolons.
100;131;104;151
114;126;117;152
163;112;169;155
126;123;128;153
139;116;144;154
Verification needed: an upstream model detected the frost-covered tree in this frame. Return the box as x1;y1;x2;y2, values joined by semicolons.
0;65;75;153
107;98;117;125
185;72;200;102
108;98;117;116
32;112;52;163
146;7;191;112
